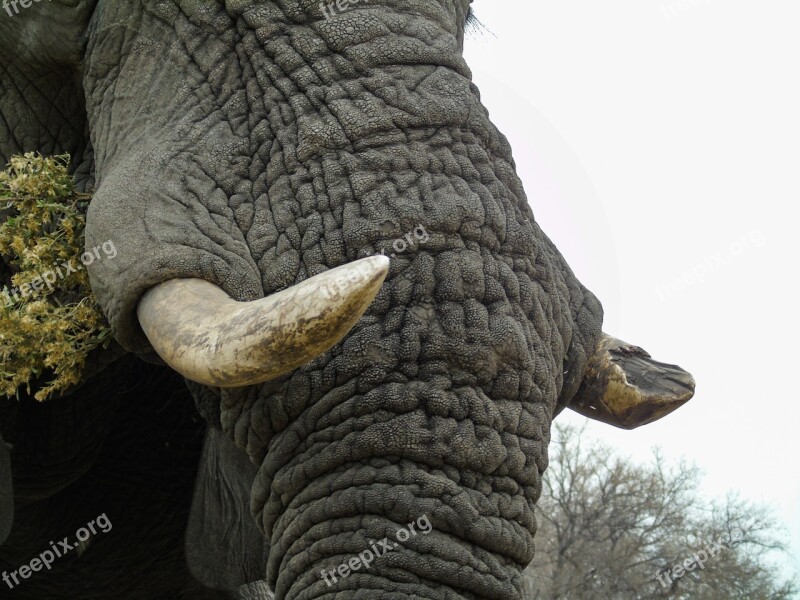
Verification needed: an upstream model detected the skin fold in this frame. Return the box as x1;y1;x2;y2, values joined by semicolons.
0;2;618;598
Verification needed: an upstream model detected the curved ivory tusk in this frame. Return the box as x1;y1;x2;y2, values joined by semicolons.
137;256;390;387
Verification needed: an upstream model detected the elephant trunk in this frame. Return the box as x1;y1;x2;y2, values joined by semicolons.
242;378;540;600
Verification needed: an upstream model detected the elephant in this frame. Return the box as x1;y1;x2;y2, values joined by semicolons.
0;1;695;599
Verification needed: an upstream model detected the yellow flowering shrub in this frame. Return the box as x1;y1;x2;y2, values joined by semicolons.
0;153;111;401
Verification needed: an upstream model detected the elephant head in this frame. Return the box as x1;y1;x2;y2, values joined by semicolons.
1;1;694;598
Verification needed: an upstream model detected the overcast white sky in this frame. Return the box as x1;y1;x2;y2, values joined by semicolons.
464;0;799;581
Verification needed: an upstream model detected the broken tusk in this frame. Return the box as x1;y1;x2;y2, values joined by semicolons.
568;333;695;429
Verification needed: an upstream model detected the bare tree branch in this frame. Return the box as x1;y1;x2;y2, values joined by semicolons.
523;423;797;600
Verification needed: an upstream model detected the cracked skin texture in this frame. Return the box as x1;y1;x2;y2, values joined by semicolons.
4;1;603;598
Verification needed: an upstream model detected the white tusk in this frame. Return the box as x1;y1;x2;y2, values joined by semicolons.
136;256;390;387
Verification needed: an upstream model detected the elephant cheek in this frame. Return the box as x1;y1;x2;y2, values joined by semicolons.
185;428;269;591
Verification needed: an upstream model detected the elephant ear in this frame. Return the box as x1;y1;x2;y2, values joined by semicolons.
568;333;695;429
185;427;271;592
0;431;12;545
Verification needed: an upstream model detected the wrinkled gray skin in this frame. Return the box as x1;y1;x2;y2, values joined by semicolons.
1;1;604;598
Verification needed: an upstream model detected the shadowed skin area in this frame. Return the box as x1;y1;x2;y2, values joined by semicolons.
0;358;226;600
2;1;604;599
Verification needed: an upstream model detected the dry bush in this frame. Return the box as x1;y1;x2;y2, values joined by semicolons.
0;153;110;401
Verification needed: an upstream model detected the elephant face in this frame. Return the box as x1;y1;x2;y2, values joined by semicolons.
1;2;694;598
